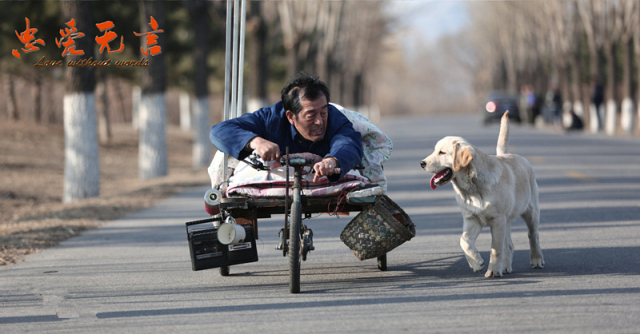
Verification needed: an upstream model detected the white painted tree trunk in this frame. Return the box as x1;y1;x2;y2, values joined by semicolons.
97;81;111;144
139;93;168;179
562;101;573;129
63;93;100;203
132;85;141;130
589;103;601;133
180;91;191;131
573;101;584;118
192;97;211;169
638;103;640;134
247;98;268;114
621;98;634;134
605;99;617;136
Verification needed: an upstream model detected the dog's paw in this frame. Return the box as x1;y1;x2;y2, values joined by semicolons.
502;259;513;274
484;269;503;278
485;262;504;278
465;254;484;272
531;252;545;269
531;258;544;269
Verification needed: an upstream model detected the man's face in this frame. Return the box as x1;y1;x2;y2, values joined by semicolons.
286;94;328;142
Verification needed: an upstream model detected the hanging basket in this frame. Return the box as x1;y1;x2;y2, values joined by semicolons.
340;195;415;260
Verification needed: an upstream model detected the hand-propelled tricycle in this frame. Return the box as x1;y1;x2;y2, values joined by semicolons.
186;152;415;293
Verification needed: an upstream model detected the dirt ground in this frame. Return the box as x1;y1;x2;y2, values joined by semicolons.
0;121;212;265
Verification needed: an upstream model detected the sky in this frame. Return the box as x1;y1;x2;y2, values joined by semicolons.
383;1;475;111
386;0;470;50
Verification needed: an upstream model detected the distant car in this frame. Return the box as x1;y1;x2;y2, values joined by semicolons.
482;91;521;125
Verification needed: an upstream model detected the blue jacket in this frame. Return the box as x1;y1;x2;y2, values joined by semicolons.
210;101;363;181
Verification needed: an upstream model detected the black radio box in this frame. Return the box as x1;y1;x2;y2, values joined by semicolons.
185;217;258;271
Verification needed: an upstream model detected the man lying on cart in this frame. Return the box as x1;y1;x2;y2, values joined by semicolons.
210;72;363;185
209;72;392;194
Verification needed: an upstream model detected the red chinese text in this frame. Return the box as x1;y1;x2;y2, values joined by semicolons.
134;16;163;56
13;17;45;59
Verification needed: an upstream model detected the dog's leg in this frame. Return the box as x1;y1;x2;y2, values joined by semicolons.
502;220;514;274
486;218;507;278
522;206;544;269
460;217;484;272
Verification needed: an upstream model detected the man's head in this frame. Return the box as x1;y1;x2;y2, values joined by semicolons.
281;73;330;142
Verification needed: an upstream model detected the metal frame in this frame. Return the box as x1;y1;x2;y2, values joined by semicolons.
223;0;247;187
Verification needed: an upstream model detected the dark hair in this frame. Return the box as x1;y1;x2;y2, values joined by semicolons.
281;72;330;116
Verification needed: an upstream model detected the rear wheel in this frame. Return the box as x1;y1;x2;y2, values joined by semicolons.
289;200;302;293
219;266;230;276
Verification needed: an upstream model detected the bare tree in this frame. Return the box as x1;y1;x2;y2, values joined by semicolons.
4;72;19;121
578;0;609;133
187;0;211;169
96;67;112;145
246;1;269;111
61;0;100;203
33;76;42;123
633;0;640;134
620;0;637;134
543;0;582;128
336;2;384;109
601;0;623;135
315;2;343;86
278;2;320;77
138;0;168;179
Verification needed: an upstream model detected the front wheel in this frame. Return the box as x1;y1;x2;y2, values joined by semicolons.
289;200;302;293
219;266;230;276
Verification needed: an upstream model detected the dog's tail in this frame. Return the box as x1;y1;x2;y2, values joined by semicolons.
496;110;510;156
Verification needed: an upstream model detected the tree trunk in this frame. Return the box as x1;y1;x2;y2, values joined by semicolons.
247;1;268;112
61;1;100;203
637;38;640;134
317;2;343;84
604;42;617;135
621;38;634;134
5;74;19;121
558;64;572;129
45;78;58;124
33;77;42;123
132;85;141;129
97;79;112;144
96;60;112;144
179;91;191;131
340;71;354;108
353;72;363;109
188;0;211;169
569;57;584;120
499;29;517;94
114;79;127;122
139;0;168;179
278;2;300;78
588;48;602;133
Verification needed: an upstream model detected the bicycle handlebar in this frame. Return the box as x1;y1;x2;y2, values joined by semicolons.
244;153;362;175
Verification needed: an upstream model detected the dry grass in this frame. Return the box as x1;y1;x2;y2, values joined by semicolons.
0;121;212;265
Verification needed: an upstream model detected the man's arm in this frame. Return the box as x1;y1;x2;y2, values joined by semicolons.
209;107;272;161
326;120;363;181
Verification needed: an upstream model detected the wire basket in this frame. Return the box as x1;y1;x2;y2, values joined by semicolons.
340;195;415;260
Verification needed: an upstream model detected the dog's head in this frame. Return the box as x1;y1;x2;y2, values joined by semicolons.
420;136;475;189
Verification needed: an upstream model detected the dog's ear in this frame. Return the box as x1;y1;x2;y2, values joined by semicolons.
453;143;473;172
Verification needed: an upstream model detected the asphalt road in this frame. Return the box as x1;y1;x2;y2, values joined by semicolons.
2;116;640;333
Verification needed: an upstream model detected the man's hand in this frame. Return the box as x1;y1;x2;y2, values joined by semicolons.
248;137;280;162
313;157;339;182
